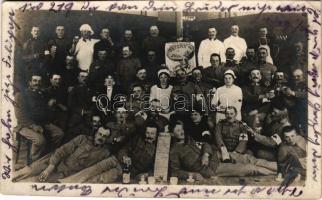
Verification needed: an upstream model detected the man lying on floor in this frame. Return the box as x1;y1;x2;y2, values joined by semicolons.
169;119;277;182
278;126;306;178
58;121;159;183
215;106;278;173
13;125;112;182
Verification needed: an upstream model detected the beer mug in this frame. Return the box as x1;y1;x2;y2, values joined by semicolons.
73;35;80;44
170;177;178;185
148;176;155;184
139;175;147;185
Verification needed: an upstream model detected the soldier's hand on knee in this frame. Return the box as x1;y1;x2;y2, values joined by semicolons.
38;165;55;182
48;99;57;107
39;170;49;182
30;124;43;133
201;153;209;166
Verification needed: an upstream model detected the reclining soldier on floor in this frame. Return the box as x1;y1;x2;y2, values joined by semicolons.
169;119;276;183
277;125;306;178
58;121;160;183
215;106;277;173
13;125;112;182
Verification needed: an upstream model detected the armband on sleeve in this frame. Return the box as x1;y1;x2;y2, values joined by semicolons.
239;133;248;141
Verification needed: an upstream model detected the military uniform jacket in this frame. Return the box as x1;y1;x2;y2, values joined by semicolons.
117;136;156;176
215;119;248;153
49;135;111;177
170;138;219;179
15;88;51;128
67;84;94;115
242;83;267;113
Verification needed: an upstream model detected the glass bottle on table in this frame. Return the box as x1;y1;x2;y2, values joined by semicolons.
122;157;131;184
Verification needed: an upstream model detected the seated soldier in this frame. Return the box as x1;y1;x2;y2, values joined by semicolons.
128;83;146;116
45;73;69;131
288;41;307;75
134;98;169;133
92;74;124;117
171;67;205;119
206;113;217;135
238;47;257;86
46;25;71;76
185;105;213;145
241;69;269;120
106;107;136;153
143;50;163;84
60;121;160;183
117;29;140;59
257;46;277;88
88;49;115;94
169;120;276;182
215;106;277;172
61;55;80;92
13;125;112;182
203;53;224;88
93;28;115;60
15;74;64;162
284;69;307;135
130;67;152;95
67;71;94;133
116;46;142;90
278;126;306;177
223;47;240;77
66;114;103;142
191;67;212;108
269;71;289;97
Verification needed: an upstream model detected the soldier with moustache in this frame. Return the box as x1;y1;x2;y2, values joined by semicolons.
215;106;277;173
62;121;160;183
13;125;112;182
241;69;269;119
15;74;64;162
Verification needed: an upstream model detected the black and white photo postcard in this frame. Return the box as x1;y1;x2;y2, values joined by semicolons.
0;1;321;199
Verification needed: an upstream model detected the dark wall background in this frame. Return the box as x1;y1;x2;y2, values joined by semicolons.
186;13;308;68
187;13;307;44
15;10;176;47
15;11;307;50
14;11;307;84
14;10;176;87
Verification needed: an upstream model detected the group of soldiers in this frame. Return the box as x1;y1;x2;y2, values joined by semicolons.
13;21;307;184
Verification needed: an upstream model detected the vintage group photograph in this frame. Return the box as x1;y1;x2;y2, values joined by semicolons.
7;8;310;189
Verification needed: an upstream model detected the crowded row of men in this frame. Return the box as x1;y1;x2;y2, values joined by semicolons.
14;22;307;183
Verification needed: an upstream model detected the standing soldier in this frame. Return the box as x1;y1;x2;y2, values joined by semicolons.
22;26;50;85
142;26;166;64
47;25;71;75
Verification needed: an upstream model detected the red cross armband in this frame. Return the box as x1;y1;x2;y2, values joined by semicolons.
239;133;248;141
